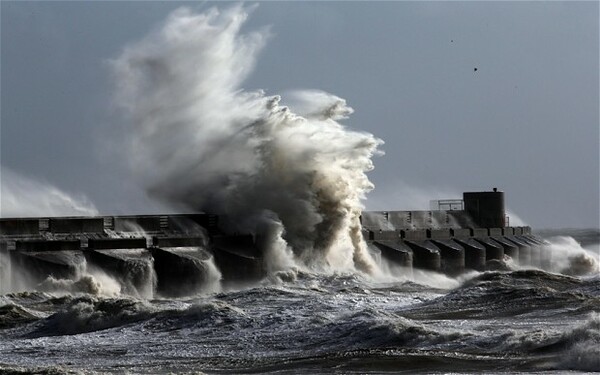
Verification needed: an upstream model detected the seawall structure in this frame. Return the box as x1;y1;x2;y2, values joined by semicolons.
361;189;543;274
0;189;545;295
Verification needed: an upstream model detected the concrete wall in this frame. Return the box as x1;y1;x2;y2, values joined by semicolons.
88;238;147;250
211;235;263;282
0;219;40;235
362;210;477;230
404;240;441;271
15;240;81;252
402;229;427;241
370;230;400;241
153;237;205;248
50;218;104;233
471;228;488;237
372;240;412;268
428;229;451;240
451;228;471;238
168;214;219;234
114;216;162;232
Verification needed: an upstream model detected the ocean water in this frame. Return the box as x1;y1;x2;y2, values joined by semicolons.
2;4;597;373
0;229;598;374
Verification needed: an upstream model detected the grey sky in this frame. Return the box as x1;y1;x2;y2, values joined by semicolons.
1;1;598;229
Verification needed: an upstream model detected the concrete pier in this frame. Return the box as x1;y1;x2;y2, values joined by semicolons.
16;240;80;252
0;191;544;285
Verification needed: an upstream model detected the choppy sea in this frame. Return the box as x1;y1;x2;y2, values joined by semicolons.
0;228;598;374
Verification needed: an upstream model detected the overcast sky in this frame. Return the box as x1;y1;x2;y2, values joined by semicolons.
1;1;598;229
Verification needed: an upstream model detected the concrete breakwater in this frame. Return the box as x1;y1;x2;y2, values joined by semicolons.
1;213;541;292
0;190;548;294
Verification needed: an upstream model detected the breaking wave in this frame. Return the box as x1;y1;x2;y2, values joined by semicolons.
37;274;121;297
25;297;155;337
402;270;600;319
558;313;600;371
111;4;382;274
0;304;40;329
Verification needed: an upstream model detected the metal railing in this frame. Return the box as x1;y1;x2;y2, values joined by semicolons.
430;199;464;211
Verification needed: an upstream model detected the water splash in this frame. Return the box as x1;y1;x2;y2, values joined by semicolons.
112;5;382;274
542;236;599;276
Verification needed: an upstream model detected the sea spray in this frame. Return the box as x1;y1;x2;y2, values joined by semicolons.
541;236;599;276
0;166;98;218
112;5;382;274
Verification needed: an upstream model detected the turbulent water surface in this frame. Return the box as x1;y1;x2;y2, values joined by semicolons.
1;6;598;374
0;229;598;374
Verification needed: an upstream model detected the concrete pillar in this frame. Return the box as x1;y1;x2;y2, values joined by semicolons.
404;240;441;272
211;235;264;282
517;236;542;267
15;240;80;252
84;249;154;297
454;238;486;271
473;237;504;261
49;218;103;233
10;250;85;285
491;237;519;261
505;237;532;266
372;240;413;269
88;238;148;250
149;247;215;297
0;219;40;236
431;239;465;276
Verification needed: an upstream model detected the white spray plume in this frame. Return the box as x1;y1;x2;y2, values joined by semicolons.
0;166;98;217
543;236;599;276
112;5;383;273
